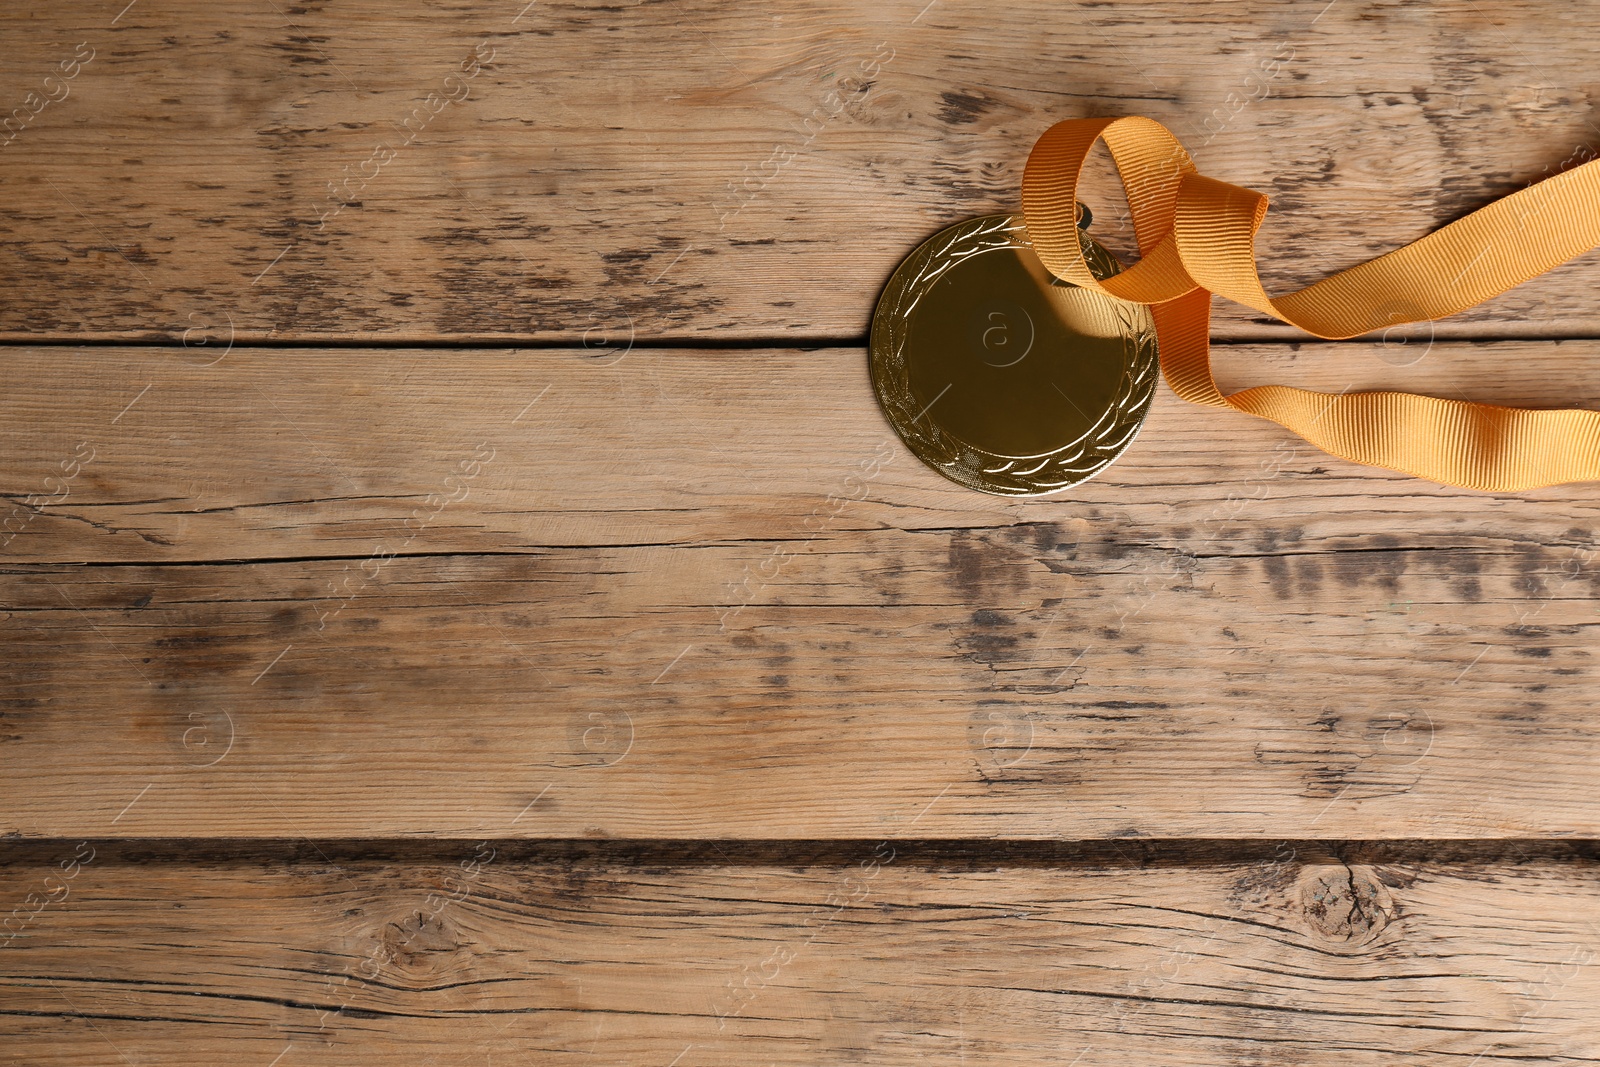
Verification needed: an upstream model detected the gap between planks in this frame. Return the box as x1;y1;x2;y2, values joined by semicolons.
3;839;1596;865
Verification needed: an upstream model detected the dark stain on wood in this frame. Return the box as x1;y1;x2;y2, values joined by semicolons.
937;90;993;125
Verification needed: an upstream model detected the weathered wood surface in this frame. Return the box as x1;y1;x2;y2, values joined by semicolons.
3;841;1598;1064
3;341;1600;564
5;0;1600;1059
1;0;1598;343
3;342;1597;840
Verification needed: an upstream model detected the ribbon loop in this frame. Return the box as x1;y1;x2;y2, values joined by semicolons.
1022;116;1600;491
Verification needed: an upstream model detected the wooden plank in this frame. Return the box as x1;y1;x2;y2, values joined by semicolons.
3;342;1599;840
2;841;1597;1064
2;341;1599;564
1;1;1597;342
5;540;1595;840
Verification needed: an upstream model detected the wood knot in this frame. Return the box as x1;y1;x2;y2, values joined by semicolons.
1299;863;1396;945
373;904;471;983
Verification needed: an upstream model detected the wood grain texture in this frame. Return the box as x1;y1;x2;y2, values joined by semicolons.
1;0;1598;342
3;343;1597;840
5;1;1600;1055
3;842;1598;1065
3;341;1600;564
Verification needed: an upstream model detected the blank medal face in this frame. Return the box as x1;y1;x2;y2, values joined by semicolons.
870;214;1158;496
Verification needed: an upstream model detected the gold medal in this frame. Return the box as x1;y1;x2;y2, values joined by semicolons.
870;212;1158;496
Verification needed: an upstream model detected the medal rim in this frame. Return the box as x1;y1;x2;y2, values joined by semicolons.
869;213;1159;498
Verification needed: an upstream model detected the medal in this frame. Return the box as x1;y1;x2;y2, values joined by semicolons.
873;116;1600;494
870;209;1157;496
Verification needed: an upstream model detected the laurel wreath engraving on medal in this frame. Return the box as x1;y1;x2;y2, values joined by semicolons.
870;214;1159;496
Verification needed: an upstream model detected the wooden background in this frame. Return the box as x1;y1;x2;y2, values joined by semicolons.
2;0;1598;1061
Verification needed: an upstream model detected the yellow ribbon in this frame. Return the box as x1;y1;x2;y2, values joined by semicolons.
1021;116;1600;491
